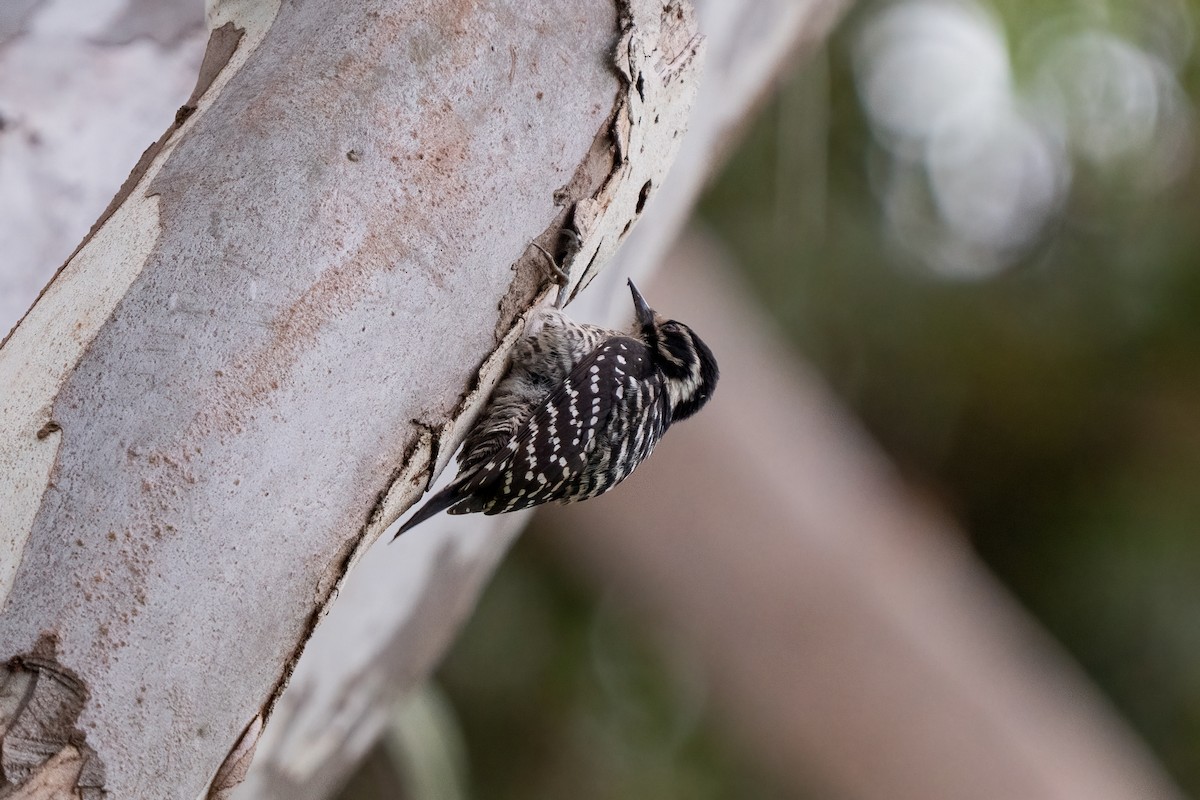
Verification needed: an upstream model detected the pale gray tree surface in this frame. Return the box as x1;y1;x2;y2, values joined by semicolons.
0;0;702;796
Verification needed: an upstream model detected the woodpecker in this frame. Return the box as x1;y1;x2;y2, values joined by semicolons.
394;279;718;536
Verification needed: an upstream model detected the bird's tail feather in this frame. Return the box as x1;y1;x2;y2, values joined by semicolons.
392;485;463;539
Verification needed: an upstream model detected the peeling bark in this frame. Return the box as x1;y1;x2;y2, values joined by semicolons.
556;1;703;303
0;637;104;799
206;716;261;800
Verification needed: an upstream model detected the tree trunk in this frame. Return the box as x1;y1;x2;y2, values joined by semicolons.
234;2;850;798
0;0;703;796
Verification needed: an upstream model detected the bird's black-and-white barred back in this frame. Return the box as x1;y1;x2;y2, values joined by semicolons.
455;308;608;477
395;280;718;536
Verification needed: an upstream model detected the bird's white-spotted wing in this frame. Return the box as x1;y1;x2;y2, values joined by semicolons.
451;336;668;514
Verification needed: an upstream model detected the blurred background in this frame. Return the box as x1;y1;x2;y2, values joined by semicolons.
340;0;1200;796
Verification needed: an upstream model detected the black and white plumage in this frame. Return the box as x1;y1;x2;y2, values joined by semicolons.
394;280;719;536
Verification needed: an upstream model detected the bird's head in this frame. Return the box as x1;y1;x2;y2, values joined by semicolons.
628;279;719;421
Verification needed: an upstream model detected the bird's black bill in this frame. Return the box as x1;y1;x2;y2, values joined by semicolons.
628;279;654;327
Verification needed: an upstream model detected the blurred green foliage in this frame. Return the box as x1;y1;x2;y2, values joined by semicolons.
339;533;792;799
702;0;1200;792
434;535;791;800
